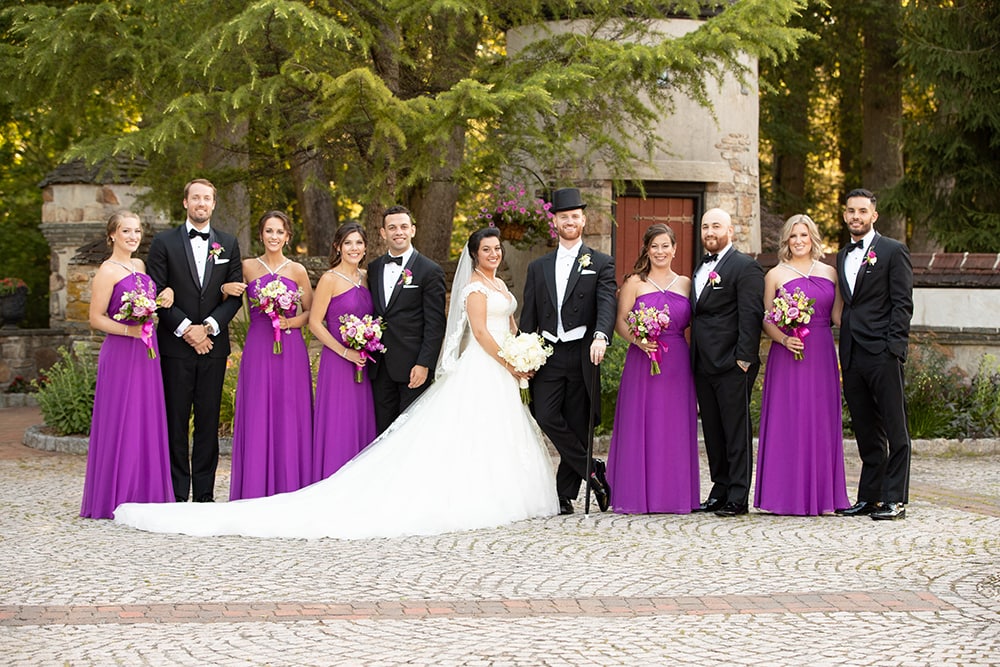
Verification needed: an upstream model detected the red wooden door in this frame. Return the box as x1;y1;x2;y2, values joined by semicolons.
614;196;697;286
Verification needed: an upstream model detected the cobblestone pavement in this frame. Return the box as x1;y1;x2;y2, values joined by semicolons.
1;407;998;666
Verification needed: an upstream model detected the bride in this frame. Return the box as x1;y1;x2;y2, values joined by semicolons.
114;227;560;538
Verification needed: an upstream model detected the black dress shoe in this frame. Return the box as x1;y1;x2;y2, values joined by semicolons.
194;494;215;503
694;497;725;513
588;476;610;512
559;497;574;515
871;503;905;520
835;501;882;517
714;502;749;517
592;459;612;504
175;496;188;503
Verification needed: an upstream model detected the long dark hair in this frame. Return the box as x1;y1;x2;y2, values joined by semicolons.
329;222;368;269
625;223;675;282
467;227;503;268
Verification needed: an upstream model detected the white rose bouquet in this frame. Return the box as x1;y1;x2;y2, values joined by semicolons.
498;332;554;404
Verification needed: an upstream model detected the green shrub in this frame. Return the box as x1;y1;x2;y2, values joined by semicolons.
34;344;97;436
596;334;629;435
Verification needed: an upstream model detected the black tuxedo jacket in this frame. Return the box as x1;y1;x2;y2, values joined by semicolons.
519;244;617;400
147;225;244;359
690;249;764;374
367;250;447;383
837;232;913;365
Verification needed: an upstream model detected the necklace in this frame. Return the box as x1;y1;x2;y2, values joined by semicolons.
646;273;678;293
783;260;816;279
332;269;363;288
475;268;504;292
256;256;291;275
108;259;135;273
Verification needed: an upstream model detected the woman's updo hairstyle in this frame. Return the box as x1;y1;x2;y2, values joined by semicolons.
105;210;141;247
467;226;503;268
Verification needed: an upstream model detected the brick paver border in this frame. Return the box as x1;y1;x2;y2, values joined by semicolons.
0;591;954;627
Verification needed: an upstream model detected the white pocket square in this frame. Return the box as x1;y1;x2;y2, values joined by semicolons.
581;269;597;275
402;283;419;289
214;258;230;264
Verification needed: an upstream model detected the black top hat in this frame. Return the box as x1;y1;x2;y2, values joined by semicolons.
550;188;587;213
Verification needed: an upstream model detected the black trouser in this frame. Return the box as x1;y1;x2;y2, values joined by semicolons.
371;369;431;436
843;348;911;504
694;364;758;506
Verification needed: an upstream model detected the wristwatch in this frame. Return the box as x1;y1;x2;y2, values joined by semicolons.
203;320;218;336
593;331;609;343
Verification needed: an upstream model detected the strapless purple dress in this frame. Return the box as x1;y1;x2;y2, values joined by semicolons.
82;272;173;519
230;275;314;500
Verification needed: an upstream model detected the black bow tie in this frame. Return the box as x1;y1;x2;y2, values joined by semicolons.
386;255;403;265
702;253;719;264
188;229;210;241
848;240;864;252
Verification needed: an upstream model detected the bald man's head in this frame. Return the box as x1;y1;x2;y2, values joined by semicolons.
701;207;734;253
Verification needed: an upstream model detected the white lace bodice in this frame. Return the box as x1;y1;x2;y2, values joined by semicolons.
462;282;516;340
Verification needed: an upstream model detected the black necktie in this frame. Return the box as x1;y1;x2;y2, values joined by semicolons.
847;240;864;252
702;253;719;264
189;229;210;241
386;255;403;265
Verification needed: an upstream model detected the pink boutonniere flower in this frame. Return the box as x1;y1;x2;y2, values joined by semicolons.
397;268;413;286
865;250;877;266
708;270;721;288
209;242;224;259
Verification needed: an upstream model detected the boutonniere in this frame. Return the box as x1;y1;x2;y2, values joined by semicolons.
864;250;877;266
708;270;721;288
577;253;592;272
209;242;224;259
397;268;413;286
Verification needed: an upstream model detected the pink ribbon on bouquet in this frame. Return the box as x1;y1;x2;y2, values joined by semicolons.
351;349;375;383
268;311;283;354
140;320;156;359
647;341;668;376
789;327;810;361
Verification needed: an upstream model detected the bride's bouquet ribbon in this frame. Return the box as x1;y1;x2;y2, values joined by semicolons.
625;301;670;375
768;285;816;361
498;332;554;404
339;313;387;383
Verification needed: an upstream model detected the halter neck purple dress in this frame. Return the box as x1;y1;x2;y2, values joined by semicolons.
607;289;700;514
755;276;850;515
82;272;173;519
312;284;377;481
229;273;314;500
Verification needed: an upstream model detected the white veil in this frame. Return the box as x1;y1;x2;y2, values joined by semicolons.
435;243;473;380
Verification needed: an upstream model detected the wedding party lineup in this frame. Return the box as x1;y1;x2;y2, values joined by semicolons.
81;179;913;539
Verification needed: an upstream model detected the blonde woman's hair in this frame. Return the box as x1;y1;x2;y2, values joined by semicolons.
778;214;824;262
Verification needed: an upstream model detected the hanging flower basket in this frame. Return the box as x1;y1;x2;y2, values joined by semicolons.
478;183;557;249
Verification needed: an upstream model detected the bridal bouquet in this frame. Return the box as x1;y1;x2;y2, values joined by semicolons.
625;301;671;375
339;313;386;383
113;276;158;359
498;332;553;404
768;285;815;360
249;279;303;354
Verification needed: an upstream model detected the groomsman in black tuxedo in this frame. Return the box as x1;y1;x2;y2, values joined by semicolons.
366;205;447;434
690;207;764;517
835;188;913;521
147;179;243;502
520;188;617;515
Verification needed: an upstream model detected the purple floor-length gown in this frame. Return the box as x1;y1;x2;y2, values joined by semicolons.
230;274;314;500
82;272;173;519
312;285;377;481
755;276;850;515
607;290;700;514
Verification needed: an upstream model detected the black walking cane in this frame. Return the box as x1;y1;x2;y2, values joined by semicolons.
583;359;601;516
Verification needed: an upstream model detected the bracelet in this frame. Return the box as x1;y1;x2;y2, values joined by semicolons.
341;348;349;359
781;335;788;347
220;285;226;295
123;324;129;336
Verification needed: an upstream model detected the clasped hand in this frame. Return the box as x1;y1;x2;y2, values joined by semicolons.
182;323;213;355
221;281;247;298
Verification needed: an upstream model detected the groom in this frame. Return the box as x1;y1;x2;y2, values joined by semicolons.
147;178;244;502
521;187;617;515
367;205;447;435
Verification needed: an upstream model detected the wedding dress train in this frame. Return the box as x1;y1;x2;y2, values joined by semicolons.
114;283;559;539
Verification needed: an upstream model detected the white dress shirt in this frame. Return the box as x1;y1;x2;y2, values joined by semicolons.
382;247;414;307
544;241;587;343
174;221;218;338
693;243;733;300
843;229;876;295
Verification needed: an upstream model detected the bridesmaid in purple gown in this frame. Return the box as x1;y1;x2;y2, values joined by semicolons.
607;224;700;514
309;222;377;481
82;211;173;519
755;214;850;515
226;211;314;500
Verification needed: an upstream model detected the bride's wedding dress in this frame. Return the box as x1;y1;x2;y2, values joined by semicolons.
114;283;559;539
